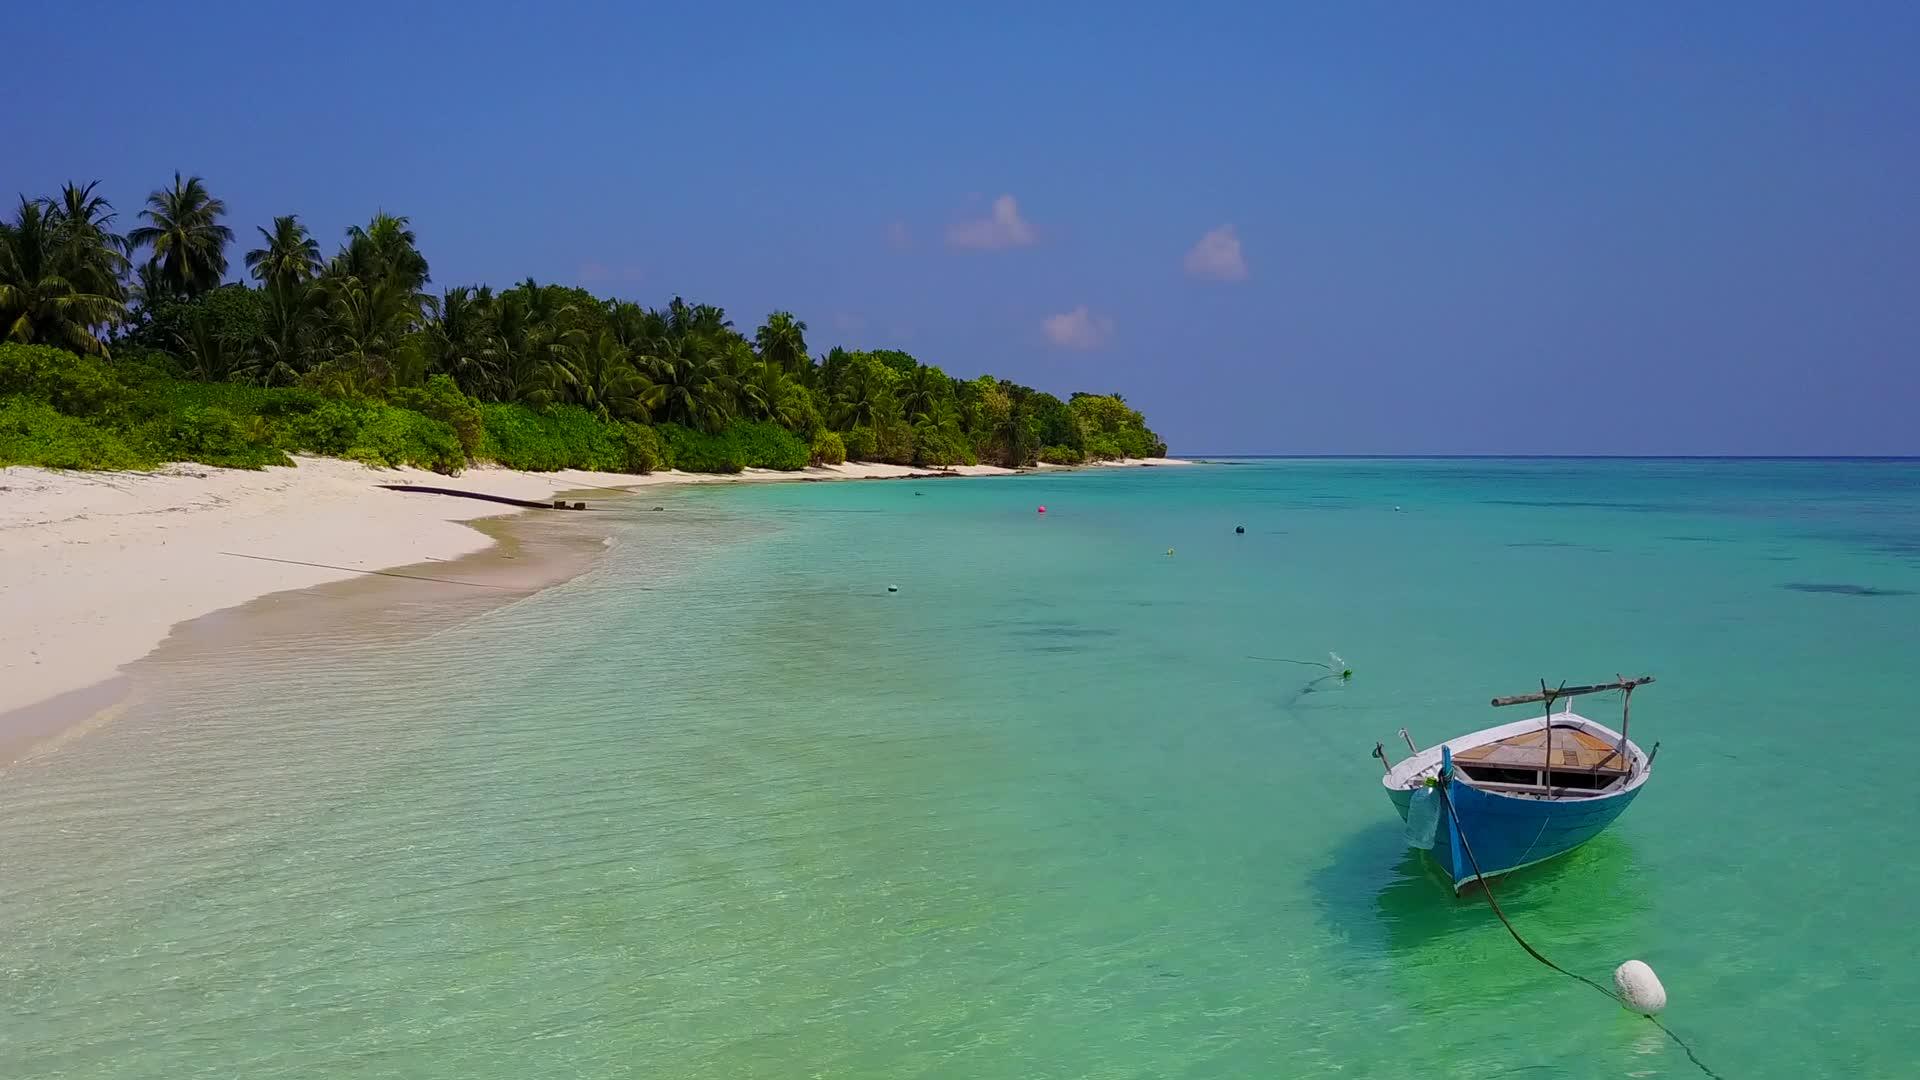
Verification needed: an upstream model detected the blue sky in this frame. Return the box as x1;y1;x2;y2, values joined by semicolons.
8;2;1916;454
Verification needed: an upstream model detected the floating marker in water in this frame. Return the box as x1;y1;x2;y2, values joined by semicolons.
1613;960;1667;1015
1037;506;1047;514
887;585;899;593
1235;525;1245;534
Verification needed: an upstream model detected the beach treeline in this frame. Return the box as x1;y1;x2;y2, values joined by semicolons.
1;177;1166;473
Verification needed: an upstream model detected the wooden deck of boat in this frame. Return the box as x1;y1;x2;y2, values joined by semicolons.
1455;724;1626;773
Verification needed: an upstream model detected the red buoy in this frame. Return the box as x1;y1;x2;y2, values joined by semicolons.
1037;506;1047;514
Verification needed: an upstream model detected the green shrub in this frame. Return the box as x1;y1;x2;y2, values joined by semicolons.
275;398;374;457
477;403;654;472
477;404;564;470
123;284;267;362
874;418;915;465
651;422;807;473
479;404;600;471
913;422;976;467
842;425;877;461
609;422;667;474
1039;444;1085;466
389;375;484;461
1069;393;1166;460
0;399;153;470
0;344;131;418
132;405;291;469
727;421;808;470
657;424;745;473
810;429;846;466
343;407;464;473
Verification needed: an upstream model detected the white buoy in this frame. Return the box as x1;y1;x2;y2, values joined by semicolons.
1613;960;1667;1015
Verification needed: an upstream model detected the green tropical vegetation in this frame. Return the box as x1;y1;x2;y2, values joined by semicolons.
1;176;1166;474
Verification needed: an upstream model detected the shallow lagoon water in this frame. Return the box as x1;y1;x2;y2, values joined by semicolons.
3;459;1917;1077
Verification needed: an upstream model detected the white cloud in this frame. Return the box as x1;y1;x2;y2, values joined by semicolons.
1041;306;1114;350
884;221;912;250
946;194;1036;250
1183;225;1248;282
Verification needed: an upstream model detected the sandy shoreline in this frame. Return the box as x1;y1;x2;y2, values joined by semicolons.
0;454;1187;728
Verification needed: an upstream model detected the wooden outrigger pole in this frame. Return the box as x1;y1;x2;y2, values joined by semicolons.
1489;676;1654;708
1490;675;1654;784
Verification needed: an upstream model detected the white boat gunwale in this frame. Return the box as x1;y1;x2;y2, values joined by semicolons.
1381;710;1653;803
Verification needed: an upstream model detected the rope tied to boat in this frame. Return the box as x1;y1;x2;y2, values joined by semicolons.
1433;772;1728;1079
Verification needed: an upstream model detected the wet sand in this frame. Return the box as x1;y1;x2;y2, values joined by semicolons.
0;500;618;768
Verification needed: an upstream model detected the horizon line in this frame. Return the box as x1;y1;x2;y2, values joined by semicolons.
1170;453;1920;462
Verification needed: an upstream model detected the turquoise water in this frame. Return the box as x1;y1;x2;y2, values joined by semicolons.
4;459;1918;1077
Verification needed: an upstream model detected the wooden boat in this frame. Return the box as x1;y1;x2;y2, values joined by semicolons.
1375;677;1656;894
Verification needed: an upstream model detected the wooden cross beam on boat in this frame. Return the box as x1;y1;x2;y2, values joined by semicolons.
1487;675;1654;793
1489;675;1654;708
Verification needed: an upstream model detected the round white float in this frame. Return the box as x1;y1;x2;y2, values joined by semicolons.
1613;960;1667;1015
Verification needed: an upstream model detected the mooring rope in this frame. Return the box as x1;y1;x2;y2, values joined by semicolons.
220;552;522;590
1434;779;1727;1079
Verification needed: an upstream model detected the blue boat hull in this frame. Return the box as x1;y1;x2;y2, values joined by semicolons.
1390;779;1641;893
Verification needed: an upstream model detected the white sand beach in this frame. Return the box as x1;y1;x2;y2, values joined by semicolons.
0;455;1186;720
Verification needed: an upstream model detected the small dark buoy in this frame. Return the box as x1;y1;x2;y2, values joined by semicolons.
651;506;663;512
1235;525;1245;534
887;585;899;593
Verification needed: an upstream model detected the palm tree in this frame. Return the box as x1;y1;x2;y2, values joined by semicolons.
832;355;894;429
128;260;167;312
644;335;735;432
817;346;854;399
754;311;809;375
246;280;322;386
898;365;945;421
720;337;760;386
324;274;418;389
509;277;576;332
558;329;661;421
339;212;429;293
738;358;787;422
0;197;124;354
245;215;322;288
663;296;732;341
995;393;1038;467
43;181;130;303
606;300;665;352
127;172;232;299
425;285;500;398
172;306;241;381
488;289;568;404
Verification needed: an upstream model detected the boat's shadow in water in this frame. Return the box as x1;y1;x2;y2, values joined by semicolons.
1309;819;1650;959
